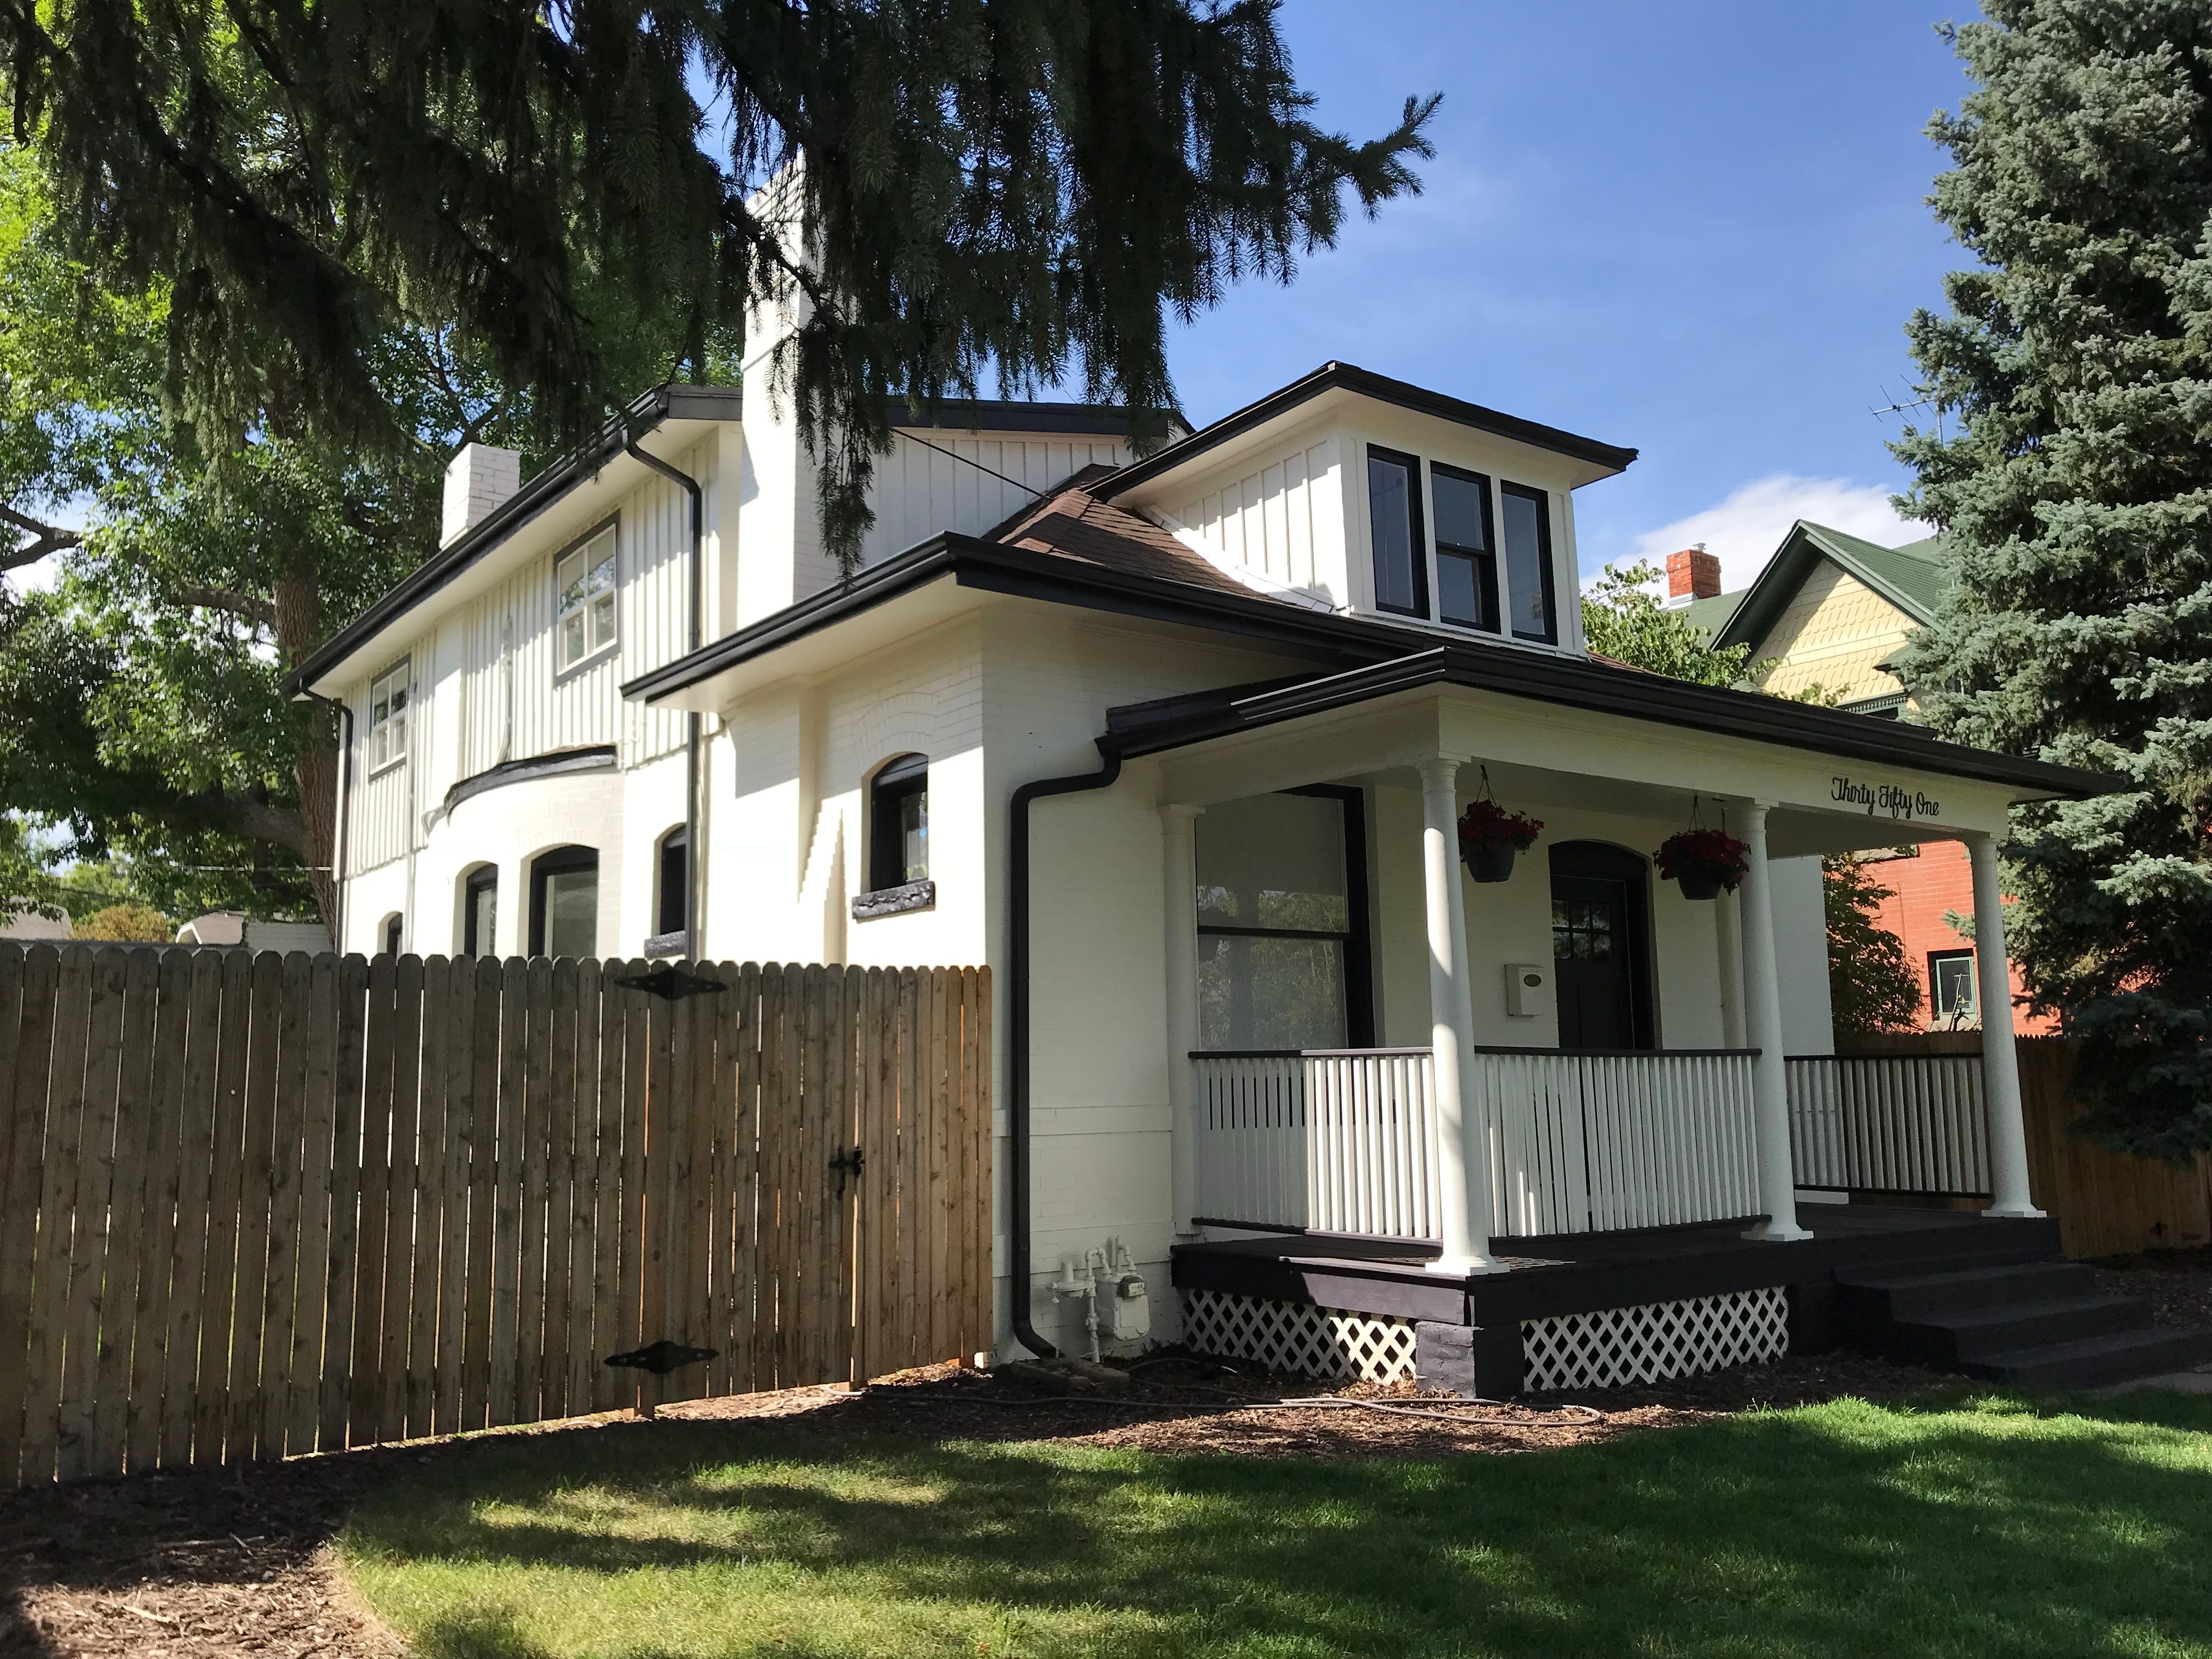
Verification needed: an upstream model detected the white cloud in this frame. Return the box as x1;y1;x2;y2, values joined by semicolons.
1628;475;1921;594
2;551;65;596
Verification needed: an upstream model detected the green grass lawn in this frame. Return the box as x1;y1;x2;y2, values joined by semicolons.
337;1392;2212;1659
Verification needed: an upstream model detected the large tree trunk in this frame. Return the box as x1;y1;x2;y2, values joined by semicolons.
272;560;340;934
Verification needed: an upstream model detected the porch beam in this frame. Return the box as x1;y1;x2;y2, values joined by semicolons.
1738;799;1812;1242
1418;757;1501;1276
1162;803;1205;1237
1968;831;2045;1218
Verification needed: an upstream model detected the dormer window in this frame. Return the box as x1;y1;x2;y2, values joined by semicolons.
1431;464;1499;633
1500;482;1558;645
555;523;618;674
1365;448;1427;618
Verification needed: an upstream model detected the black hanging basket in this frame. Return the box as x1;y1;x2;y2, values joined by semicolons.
1463;842;1520;884
1674;866;1725;901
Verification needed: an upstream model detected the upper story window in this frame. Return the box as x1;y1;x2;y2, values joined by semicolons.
1365;448;1427;618
368;659;410;772
1431;465;1498;633
555;523;618;675
1499;482;1558;645
868;754;929;891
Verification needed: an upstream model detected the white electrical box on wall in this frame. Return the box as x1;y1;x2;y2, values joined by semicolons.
1505;961;1550;1018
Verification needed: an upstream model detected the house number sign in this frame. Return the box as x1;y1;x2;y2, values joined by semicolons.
1831;776;1941;820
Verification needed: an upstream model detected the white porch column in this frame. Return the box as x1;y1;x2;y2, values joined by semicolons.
1968;831;2045;1218
1161;804;1204;1238
1737;800;1811;1241
1418;758;1500;1276
1714;888;1747;1050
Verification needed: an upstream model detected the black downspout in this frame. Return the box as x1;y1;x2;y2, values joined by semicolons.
625;441;705;955
1006;742;1124;1360
294;689;354;948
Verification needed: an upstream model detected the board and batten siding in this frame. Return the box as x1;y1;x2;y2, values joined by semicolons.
1167;438;1343;595
859;432;1128;568
344;434;723;877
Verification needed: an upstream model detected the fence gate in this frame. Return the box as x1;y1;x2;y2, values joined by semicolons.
0;946;992;1486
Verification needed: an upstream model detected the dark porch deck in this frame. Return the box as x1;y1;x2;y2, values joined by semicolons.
1171;1204;2064;1343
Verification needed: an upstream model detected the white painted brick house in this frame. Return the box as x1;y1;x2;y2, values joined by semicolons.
292;343;2148;1391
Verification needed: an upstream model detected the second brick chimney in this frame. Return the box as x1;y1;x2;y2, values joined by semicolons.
1666;543;1722;603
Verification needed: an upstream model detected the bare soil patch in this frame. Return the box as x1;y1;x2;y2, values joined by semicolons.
0;1347;1957;1659
2091;1244;2212;1330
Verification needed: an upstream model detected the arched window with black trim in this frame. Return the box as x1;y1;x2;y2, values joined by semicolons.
461;866;498;958
530;845;599;958
656;826;691;943
868;754;929;892
381;912;404;956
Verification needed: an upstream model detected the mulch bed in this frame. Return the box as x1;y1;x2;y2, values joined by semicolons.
0;1346;1959;1659
2091;1245;2212;1331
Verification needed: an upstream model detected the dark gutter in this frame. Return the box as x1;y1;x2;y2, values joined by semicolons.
1006;743;1124;1358
444;745;619;812
1096;361;1638;500
285;383;742;697
891;398;1176;439
1101;646;2123;799
624;439;707;956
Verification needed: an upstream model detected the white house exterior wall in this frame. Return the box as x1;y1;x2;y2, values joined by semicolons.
862;433;1131;569
1164;425;1345;597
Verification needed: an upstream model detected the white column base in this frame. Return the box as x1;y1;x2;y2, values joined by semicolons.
1983;1202;2048;1220
1741;1217;1813;1243
1425;1253;1505;1277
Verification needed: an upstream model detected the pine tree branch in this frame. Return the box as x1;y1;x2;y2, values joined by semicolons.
173;585;278;629
0;502;81;568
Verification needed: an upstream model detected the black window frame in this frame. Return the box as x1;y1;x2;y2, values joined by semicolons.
1194;783;1375;1049
867;753;929;893
1928;949;1977;1020
1498;479;1560;646
1365;446;1429;620
529;844;600;958
462;866;498;958
381;913;404;957
1430;461;1500;633
656;826;691;940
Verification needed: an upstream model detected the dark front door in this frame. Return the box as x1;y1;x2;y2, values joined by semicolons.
1549;842;1655;1050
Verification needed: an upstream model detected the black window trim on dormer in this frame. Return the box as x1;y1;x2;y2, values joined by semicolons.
1365;445;1428;621
1430;461;1500;635
1499;479;1560;647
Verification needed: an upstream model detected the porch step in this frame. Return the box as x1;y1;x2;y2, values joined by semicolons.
1836;1260;2212;1388
1962;1327;2212;1391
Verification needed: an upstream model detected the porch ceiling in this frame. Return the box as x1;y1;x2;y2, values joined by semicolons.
1128;676;2079;855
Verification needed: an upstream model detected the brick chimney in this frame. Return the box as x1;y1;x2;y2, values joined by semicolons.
1666;543;1722;603
441;443;522;546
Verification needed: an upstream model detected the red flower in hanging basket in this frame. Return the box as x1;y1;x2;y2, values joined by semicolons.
1654;827;1751;890
1458;798;1543;855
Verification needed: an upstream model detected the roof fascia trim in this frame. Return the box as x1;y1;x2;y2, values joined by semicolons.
1097;363;1637;500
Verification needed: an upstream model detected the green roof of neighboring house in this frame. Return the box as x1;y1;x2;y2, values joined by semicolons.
1709;520;1951;653
1676;586;1747;641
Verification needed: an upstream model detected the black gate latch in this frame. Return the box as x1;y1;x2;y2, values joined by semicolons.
829;1146;865;1197
605;1339;719;1376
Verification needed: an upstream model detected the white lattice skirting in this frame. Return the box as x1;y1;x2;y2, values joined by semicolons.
1520;1287;1791;1392
1181;1289;1418;1384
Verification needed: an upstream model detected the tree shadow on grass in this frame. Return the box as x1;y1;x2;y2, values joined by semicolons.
342;1392;2212;1659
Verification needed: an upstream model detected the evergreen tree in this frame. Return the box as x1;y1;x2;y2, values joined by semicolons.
1824;855;1925;1041
0;1;1437;568
1894;2;2212;1157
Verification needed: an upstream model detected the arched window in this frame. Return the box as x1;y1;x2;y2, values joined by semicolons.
530;845;600;958
656;825;691;943
461;866;498;958
868;754;929;892
381;912;404;956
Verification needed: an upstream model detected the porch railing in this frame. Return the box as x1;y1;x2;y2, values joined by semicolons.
1786;1053;1991;1197
1469;1048;1761;1235
1190;1046;1760;1240
1192;1049;1440;1239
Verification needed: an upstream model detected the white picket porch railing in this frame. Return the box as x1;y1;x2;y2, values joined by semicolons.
1191;1046;1761;1240
1786;1053;1991;1197
1192;1049;1441;1239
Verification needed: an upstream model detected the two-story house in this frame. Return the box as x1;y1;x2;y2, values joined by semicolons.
290;348;2141;1391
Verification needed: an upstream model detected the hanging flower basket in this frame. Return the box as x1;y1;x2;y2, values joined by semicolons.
1459;797;1543;884
1655;826;1750;900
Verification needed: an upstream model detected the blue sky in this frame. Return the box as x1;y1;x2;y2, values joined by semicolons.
1164;1;1982;591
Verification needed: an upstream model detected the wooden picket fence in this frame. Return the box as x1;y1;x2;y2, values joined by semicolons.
0;944;991;1487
